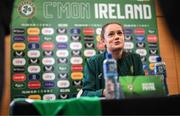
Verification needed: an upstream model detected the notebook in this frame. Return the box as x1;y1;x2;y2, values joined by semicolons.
119;75;167;98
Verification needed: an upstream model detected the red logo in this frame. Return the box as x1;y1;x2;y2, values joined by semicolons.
83;28;94;35
28;36;40;42
147;35;157;43
71;65;83;71
13;74;26;82
28;81;41;89
134;28;145;35
41;42;54;50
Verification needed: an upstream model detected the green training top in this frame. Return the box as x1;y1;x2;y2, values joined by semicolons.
82;51;145;97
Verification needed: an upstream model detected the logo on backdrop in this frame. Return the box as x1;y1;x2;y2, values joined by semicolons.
18;0;36;18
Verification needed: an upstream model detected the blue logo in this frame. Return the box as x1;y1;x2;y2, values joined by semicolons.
44;81;55;88
57;43;68;49
29;74;40;80
13;36;25;42
28;43;39;49
135;36;145;42
124;28;133;35
70;28;80;34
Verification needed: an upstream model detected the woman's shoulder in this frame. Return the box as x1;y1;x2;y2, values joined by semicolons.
87;52;105;63
124;52;141;58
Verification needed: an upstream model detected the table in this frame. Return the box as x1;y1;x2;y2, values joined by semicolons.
10;95;180;115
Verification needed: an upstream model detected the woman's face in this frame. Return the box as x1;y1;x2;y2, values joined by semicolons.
103;24;125;51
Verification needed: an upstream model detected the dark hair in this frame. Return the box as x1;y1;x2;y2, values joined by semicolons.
100;22;124;40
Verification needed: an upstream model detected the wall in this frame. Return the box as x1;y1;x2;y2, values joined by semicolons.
1;0;180;115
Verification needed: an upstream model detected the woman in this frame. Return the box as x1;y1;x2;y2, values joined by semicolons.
82;22;144;97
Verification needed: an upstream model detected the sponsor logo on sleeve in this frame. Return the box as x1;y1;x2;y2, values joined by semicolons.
141;56;147;62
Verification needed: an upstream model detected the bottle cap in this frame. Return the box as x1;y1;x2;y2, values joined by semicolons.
106;53;112;59
156;56;162;62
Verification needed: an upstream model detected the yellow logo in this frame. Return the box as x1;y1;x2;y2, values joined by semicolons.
71;72;83;80
13;43;26;50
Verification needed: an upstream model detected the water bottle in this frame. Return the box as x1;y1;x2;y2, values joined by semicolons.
103;53;120;99
154;56;169;95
